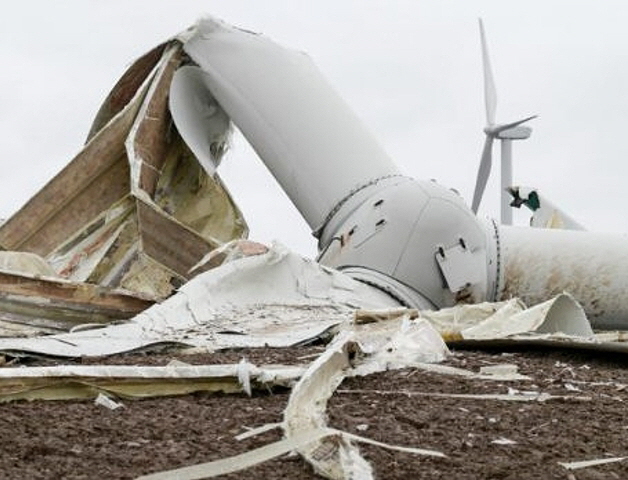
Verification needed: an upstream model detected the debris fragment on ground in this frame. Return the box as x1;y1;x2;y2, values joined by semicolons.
1;347;627;479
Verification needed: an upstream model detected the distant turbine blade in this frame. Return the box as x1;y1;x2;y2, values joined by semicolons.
471;134;494;213
479;18;497;126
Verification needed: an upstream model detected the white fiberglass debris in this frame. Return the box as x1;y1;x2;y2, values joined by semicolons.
336;429;445;458
413;362;530;381
338;437;374;480
166;359;191;367
283;334;357;479
421;294;594;341
479;364;519;376
234;422;282;441
94;393;124;410
0;363;305;402
420;299;524;335
558;456;628;470
189;239;270;275
345;311;450;376
137;428;333;480
0;251;60;278
491;437;517;446
237;358;253;396
284;332;444;479
0;364;303;382
138;426;441;480
336;388;590;403
463;293;593;339
0;243;399;357
0;244;613;360
141;305;447;479
507;387;537;397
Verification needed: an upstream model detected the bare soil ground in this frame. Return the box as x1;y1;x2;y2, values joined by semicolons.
1;346;627;479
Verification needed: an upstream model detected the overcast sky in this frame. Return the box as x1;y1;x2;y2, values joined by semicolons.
1;1;628;257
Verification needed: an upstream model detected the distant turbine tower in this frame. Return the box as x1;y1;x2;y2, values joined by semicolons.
471;18;537;225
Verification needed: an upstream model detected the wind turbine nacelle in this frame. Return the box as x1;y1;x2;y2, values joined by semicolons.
317;177;490;309
496;125;532;140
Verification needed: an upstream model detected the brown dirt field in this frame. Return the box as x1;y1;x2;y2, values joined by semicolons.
1;346;627;479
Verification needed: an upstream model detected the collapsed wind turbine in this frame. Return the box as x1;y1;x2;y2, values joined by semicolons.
471;19;536;225
166;17;628;330
1;15;626;338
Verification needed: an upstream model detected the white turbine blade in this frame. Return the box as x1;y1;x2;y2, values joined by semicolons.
183;17;399;229
471;134;494;213
169;66;232;176
479;18;497;126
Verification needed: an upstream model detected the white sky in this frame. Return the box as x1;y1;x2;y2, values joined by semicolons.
1;1;628;258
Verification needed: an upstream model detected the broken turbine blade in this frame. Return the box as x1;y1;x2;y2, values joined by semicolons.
169;65;232;176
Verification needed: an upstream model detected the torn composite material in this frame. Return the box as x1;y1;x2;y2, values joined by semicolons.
0;268;152;337
0;41;247;300
0;362;305;402
421;293;593;340
138;308;448;480
0;243;401;357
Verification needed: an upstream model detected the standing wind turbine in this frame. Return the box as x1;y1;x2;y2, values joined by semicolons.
471;19;537;225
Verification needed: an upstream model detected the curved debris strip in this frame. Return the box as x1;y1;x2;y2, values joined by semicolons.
283;317;448;479
137;316;447;480
283;334;369;479
421;293;594;341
